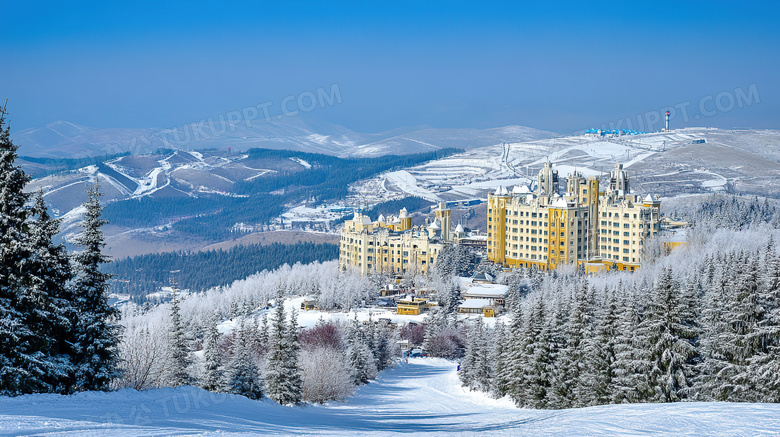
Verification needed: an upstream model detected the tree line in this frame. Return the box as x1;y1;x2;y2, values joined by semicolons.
106;242;339;298
0;107;120;396
120;291;398;404
459;239;780;408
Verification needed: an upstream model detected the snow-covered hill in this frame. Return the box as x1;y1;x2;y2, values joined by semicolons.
13;119;557;159
0;358;775;436
350;128;780;205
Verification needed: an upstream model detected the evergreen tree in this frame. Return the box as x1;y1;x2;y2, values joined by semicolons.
227;320;262;400
264;296;302;404
19;191;75;394
346;316;377;385
255;314;269;354
698;267;733;400
554;281;590;407
0;104;34;396
641;268;698;402
504;304;527;406
202;311;223;392
169;295;192;387
751;240;780;401
544;291;569;409
461;318;491;392
373;321;392;372
520;296;552;408
71;183;122;391
285;308;303;404
583;288;618;406
490;321;510;398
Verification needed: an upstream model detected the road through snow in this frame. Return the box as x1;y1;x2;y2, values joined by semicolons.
1;358;779;436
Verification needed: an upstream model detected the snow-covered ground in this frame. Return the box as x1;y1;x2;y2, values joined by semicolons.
347;127;780;205
0;358;777;436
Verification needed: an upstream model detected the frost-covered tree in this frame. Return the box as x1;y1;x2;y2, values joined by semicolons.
460;317;491;392
583;288;618;406
554;281;591;407
264;297;302;405
750;240;780;401
71;183;122;392
115;307;171;390
641;268;698;402
490;322;510;398
372;320;394;372
18;191;75;394
515;296;552;408
0;105;35;396
169;295;193;387
346;316;377;385
504;304;527;405
285;308;303;404
300;347;354;403
202;311;223;392
227;320;262;400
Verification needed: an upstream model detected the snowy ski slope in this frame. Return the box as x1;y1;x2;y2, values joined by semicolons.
0;358;777;436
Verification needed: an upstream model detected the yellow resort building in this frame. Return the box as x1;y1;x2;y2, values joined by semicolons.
339;204;454;275
487;163;661;272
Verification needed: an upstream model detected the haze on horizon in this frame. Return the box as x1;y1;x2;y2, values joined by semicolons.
2;1;778;136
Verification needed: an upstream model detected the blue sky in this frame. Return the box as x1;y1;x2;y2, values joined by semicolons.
1;1;778;134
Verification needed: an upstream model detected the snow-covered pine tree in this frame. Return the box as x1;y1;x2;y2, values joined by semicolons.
461;317;491;392
528;295;555;408
265;297;289;403
169;294;193;387
582;287;618;406
255;314;269;354
265;296;302;404
0;104;35;396
19;191;75;394
490;321;510;398
504;302;528;406
713;256;764;401
71;183;122;392
614;284;655;404
751;239;780;401
554;280;590;408
202;311;223;392
346;316;377;385
544;289;569;409
284;307;303;405
640;268;698;402
227;320;262;400
697;268;733;401
372;320;392;372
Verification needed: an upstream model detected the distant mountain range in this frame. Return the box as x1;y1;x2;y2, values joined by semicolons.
12;118;558;158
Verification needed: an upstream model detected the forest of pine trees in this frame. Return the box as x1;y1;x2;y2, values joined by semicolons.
0;107;120;396
459;241;780;407
119;288;398;404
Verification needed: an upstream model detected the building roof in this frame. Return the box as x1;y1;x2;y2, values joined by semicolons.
550;197;568;208
459;298;494;309
455;223;465;233
463;283;509;298
428;219;440;230
512;184;531;194
471;272;494;283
